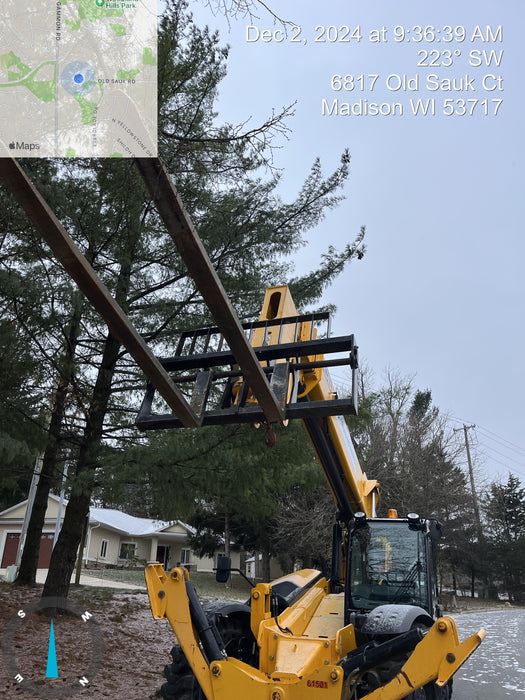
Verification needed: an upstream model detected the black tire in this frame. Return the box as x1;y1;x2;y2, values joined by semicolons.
424;680;453;699
348;623;451;700
160;646;203;700
406;688;426;700
160;609;256;700
363;659;426;700
351;661;437;700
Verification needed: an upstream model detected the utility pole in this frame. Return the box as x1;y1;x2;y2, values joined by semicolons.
454;423;485;598
454;424;483;539
13;455;42;572
53;462;68;548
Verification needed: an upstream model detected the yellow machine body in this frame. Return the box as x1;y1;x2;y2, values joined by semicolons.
145;564;485;700
145;285;485;700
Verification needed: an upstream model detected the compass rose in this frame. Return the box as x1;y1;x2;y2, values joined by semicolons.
2;596;104;698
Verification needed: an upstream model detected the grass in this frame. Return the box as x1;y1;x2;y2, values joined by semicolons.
69;585;121;607
82;568;147;586
82;568;254;600
187;572;253;600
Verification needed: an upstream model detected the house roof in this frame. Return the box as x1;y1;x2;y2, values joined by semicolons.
0;493;63;519
246;554;263;563
88;507;195;537
0;495;195;539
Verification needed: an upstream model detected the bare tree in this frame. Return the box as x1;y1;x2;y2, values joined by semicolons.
272;486;334;572
202;0;292;25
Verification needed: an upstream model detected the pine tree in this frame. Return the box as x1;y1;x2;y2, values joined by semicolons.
484;474;525;603
0;0;365;600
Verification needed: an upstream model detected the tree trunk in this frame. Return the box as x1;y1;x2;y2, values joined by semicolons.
262;551;271;582
42;197;142;600
16;294;83;586
224;512;230;558
15;379;67;586
223;512;231;587
42;331;121;600
43;491;91;599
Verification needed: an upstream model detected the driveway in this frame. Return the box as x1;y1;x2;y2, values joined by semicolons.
0;567;146;590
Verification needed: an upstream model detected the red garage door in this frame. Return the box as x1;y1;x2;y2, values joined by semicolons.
1;532;55;568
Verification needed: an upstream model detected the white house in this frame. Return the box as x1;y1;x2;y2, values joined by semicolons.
0;494;240;572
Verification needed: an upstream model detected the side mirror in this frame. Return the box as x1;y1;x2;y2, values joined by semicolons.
215;556;231;583
428;520;444;541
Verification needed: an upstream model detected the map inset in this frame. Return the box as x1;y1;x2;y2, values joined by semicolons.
0;0;157;157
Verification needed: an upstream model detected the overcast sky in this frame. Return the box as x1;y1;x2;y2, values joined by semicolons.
189;0;524;485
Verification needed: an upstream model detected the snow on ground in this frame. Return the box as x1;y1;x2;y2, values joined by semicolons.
453;608;525;698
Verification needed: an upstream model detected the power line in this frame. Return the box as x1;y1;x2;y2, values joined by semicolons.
451;416;525;456
475;425;525;457
450;417;525;481
476;445;525;478
476;441;525;471
450;416;525;471
479;453;517;471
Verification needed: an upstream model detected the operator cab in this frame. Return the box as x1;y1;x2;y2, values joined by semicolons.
347;515;443;619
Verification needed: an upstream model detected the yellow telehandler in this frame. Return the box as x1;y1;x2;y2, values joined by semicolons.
0;157;484;700
138;285;485;700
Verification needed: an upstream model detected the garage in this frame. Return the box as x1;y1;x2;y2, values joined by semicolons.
1;531;55;568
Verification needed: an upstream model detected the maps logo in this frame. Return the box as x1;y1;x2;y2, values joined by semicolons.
9;141;41;151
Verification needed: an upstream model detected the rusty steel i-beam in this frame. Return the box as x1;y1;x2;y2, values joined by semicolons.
135;157;286;424
0;157;201;428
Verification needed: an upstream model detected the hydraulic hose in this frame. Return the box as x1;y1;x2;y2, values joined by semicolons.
185;580;226;663
340;627;425;676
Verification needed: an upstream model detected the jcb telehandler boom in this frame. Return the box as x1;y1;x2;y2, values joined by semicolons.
141;285;485;700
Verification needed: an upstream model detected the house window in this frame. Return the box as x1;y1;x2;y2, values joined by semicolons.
119;542;136;560
100;540;108;558
181;548;191;565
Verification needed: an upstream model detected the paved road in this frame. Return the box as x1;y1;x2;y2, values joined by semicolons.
452;608;525;698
